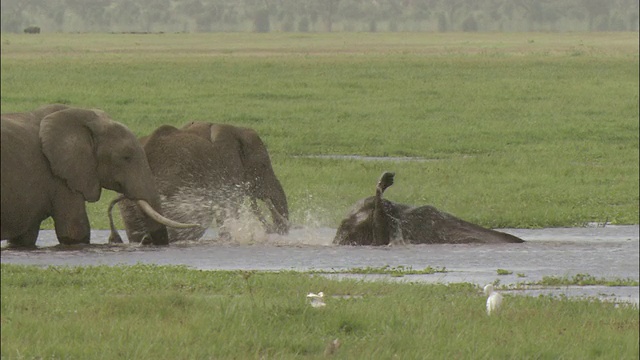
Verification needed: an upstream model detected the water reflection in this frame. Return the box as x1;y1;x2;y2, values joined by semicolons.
2;225;638;305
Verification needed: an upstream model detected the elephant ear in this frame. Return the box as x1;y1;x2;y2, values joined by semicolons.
40;108;102;202
209;124;243;152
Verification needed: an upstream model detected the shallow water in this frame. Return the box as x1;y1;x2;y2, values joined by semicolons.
2;225;638;305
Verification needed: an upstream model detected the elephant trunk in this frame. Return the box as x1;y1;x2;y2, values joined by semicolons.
108;195;124;244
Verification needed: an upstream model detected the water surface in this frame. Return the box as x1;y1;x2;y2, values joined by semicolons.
2;225;638;305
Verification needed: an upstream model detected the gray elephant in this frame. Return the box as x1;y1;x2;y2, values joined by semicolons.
24;26;41;34
1;105;197;247
108;121;289;243
1;103;71;125
334;172;524;245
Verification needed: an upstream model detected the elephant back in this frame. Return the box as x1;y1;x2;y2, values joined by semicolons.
143;124;244;213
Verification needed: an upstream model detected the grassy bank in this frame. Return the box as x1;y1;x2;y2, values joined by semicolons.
1;32;638;229
1;264;637;359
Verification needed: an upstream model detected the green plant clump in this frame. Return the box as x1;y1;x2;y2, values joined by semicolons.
539;274;640;287
317;265;448;277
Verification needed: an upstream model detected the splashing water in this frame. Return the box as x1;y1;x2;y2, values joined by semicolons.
222;207;268;245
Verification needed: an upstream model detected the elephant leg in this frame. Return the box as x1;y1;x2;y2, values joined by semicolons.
115;198;148;243
213;189;244;241
51;192;91;245
371;172;396;246
265;198;290;235
214;207;233;241
7;227;40;248
250;198;270;230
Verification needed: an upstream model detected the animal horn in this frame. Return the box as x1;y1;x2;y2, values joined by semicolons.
136;200;201;229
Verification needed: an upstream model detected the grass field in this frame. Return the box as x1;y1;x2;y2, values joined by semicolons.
1;32;638;230
1;264;637;359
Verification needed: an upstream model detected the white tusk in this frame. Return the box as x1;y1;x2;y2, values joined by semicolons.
136;200;201;229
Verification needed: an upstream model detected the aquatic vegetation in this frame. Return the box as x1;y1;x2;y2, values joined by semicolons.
538;274;639;287
314;265;448;277
502;274;640;289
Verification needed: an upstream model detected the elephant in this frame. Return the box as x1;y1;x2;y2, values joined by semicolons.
24;26;41;34
333;172;525;245
108;121;289;243
1;103;71;125
1;105;198;247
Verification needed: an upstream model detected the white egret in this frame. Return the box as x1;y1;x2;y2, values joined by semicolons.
307;292;326;308
324;338;341;355
483;284;503;315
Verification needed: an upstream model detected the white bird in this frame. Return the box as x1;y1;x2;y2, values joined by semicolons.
483;284;503;316
307;292;326;308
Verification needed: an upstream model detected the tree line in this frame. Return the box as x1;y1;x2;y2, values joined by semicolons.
2;0;638;34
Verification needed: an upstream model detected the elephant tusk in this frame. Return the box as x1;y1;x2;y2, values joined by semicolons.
136;200;201;229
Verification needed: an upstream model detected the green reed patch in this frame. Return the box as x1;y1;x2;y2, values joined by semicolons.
538;274;640;287
314;265;448;277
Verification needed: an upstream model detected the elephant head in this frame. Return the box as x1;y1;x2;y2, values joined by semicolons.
333;172;525;245
1;105;197;247
109;121;289;243
183;121;290;235
1;103;70;125
182;121;290;234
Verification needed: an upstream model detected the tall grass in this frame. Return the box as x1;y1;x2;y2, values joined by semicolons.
1;32;638;229
1;264;637;359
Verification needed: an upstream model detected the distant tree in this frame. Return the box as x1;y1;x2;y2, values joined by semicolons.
111;0;142;32
253;8;270;32
461;15;478;31
1;0;636;33
64;0;111;31
582;0;611;30
1;0;52;33
138;0;172;32
369;19;377;32
297;17;310;32
319;0;340;32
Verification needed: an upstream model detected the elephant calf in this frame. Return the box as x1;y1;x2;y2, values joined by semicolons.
333;172;525;245
109;121;289;243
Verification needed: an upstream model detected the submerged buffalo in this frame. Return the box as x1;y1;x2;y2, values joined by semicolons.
333;172;525;245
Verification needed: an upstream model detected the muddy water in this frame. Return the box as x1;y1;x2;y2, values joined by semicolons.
1;225;638;305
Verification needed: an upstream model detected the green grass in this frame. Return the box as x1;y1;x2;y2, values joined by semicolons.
313;265;448;277
538;274;640;287
1;264;638;359
1;32;638;230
